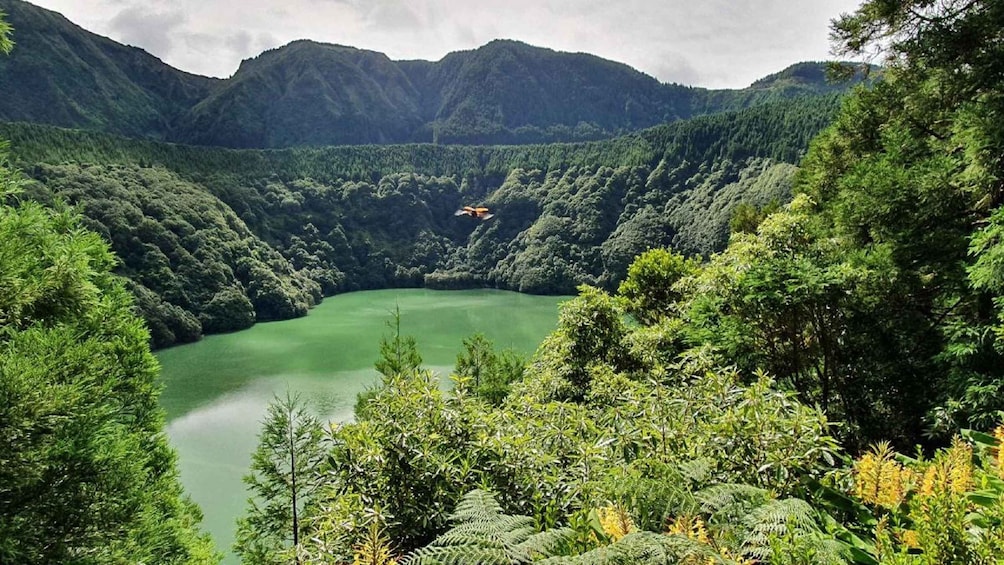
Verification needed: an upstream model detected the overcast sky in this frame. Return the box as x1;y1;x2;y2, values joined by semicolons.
28;0;863;89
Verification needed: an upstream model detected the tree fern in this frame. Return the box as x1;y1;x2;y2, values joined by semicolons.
697;482;772;548
697;484;772;518
697;484;847;564
449;489;508;523
403;489;575;564
742;498;846;564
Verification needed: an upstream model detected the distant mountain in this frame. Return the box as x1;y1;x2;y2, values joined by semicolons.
174;40;426;148
0;0;863;148
403;39;700;145
0;0;218;139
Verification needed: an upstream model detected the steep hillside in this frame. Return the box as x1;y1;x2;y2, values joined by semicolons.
1;93;842;347
0;0;861;148
409;39;698;145
174;41;425;148
0;0;218;139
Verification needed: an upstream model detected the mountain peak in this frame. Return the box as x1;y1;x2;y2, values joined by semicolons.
0;0;859;149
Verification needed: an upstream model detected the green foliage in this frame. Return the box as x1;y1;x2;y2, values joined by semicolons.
374;306;424;380
617;249;698;325
285;288;838;560
403;489;575;564
455;333;527;405
235;392;327;565
0;1;859;149
728;199;781;236
533;286;632;400
23;162;318;347
0;151;217;562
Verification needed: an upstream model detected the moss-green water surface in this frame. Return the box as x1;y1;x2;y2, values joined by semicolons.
157;289;567;562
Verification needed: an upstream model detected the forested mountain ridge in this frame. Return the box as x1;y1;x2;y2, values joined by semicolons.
0;0;219;139
0;0;863;148
2;91;842;348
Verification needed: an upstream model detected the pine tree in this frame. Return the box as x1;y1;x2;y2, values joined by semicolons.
235;392;326;565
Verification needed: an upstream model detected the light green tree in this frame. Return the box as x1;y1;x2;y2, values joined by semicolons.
617;248;698;325
454;332;526;404
235;392;326;565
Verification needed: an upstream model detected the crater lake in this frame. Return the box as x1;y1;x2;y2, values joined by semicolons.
157;288;569;562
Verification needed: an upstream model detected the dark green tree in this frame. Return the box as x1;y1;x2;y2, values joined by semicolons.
454;333;526;404
0;16;217;562
0;200;220;564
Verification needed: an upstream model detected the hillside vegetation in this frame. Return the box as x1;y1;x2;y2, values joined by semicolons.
3;92;841;347
0;0;862;147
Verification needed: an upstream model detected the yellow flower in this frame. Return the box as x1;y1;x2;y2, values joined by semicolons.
919;464;941;498
668;516;713;546
352;522;396;565
597;504;635;541
900;529;920;549
993;425;1004;479
945;438;973;494
694;518;711;545
854;442;909;508
719;546;757;565
917;438;974;500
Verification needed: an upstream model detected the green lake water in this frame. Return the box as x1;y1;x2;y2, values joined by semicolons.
157;288;568;562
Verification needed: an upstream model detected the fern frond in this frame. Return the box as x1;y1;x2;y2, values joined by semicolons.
697;483;771;516
404;545;514;565
511;527;576;561
742;497;832;562
745;497;817;536
538;532;710;565
434;515;535;544
450;489;507;522
404;489;568;564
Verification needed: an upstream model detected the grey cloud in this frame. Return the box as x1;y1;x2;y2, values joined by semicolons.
225;30;253;54
108;5;186;56
363;3;422;31
646;56;703;87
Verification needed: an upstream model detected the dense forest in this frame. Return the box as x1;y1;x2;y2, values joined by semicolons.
4;0;1004;564
0;0;863;148
2;90;842;348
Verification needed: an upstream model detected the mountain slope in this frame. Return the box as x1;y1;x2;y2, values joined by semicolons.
412;39;699;144
1;92;842;346
175;41;425;148
0;0;861;148
0;0;218;139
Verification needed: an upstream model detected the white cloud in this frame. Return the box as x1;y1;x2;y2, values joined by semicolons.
28;0;864;88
